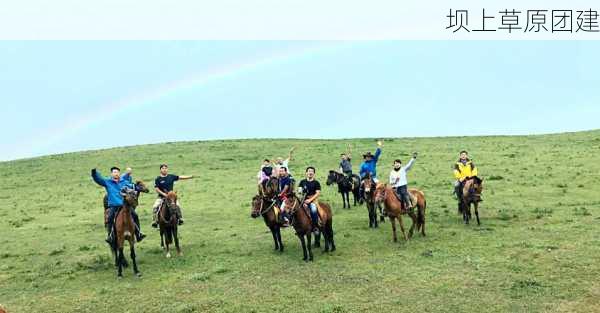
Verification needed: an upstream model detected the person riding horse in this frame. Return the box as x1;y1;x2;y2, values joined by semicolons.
453;150;479;205
339;144;353;178
359;140;383;200
277;166;293;225
152;164;194;228
389;152;418;210
91;166;146;243
298;167;322;235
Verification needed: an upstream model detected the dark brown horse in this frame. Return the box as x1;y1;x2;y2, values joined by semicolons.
286;195;335;262
374;184;427;242
460;177;484;225
326;171;360;209
104;181;148;270
251;177;284;252
159;191;182;258
114;186;146;278
361;174;384;228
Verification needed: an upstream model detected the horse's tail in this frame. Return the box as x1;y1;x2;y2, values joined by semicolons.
418;199;426;228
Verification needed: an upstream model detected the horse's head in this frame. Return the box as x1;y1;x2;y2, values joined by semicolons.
374;183;387;204
166;191;178;206
120;186;139;208
251;195;263;218
326;170;337;186
263;177;279;198
464;176;484;202
134;180;150;194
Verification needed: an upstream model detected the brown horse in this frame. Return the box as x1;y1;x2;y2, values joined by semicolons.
114;186;144;278
104;181;148;270
251;177;285;252
286;195;335;262
361;174;384;228
460;177;484;225
159;191;182;258
374;184;427;242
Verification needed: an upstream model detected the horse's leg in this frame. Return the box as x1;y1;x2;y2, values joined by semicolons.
165;228;171;258
474;202;481;225
174;227;182;256
329;222;336;252
117;247;124;277
464;203;470;225
407;211;417;239
323;224;330;253
368;204;374;228
299;234;308;261
160;228;165;249
378;203;385;223
307;233;313;261
113;242;119;268
314;231;321;248
373;204;379;228
397;216;409;242
277;226;284;252
420;204;426;237
130;243;140;276
390;217;398;242
270;226;279;251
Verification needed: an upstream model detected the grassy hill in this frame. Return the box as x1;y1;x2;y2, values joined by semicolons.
2;130;600;313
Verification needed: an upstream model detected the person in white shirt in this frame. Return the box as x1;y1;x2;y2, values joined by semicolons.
389;152;418;209
274;147;295;176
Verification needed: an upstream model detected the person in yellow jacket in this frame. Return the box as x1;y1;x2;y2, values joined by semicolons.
453;150;478;200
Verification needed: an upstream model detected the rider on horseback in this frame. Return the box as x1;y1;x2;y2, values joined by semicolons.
91;166;146;243
274;146;295;177
339;144;353;178
453;151;478;201
389;152;418;210
151;164;194;228
359;140;383;200
257;159;274;188
299;167;322;235
277;166;292;226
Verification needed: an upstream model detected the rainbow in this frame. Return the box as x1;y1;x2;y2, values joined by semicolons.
25;41;351;156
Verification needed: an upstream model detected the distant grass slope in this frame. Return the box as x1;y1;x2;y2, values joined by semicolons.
2;130;600;313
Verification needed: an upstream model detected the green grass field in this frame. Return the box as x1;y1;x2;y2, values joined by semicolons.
2;130;600;313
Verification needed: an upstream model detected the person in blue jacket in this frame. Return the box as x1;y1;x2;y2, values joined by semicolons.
91;166;146;243
359;140;383;200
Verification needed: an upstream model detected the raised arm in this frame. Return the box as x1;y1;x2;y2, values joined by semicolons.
121;167;132;182
179;175;194;180
347;144;352;160
287;147;296;162
405;157;416;172
91;168;107;187
373;147;382;162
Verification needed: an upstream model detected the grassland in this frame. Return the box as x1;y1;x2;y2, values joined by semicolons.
2;130;600;313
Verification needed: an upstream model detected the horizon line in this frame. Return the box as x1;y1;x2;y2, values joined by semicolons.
2;128;598;164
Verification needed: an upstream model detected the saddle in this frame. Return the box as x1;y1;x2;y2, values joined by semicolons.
393;190;417;209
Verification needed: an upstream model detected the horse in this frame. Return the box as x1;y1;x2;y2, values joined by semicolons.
158;191;182;258
374;184;427;242
114;186;147;278
361;174;384;228
326;171;360;209
286;195;335;262
104;181;148;269
252;177;285;252
459;177;483;225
